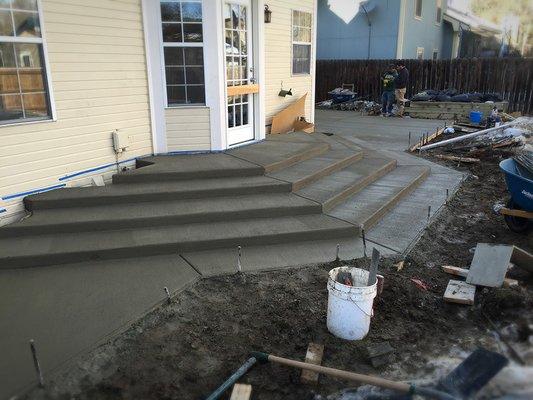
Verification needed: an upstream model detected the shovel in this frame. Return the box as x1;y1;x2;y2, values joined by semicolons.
205;347;507;400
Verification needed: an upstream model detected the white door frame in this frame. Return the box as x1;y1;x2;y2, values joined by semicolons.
141;0;265;153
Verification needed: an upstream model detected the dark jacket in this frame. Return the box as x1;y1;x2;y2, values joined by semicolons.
395;67;409;89
381;70;397;91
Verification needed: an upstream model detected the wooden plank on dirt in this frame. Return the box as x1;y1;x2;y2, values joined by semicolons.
511;246;533;273
230;383;252;400
409;127;444;152
444;280;476;305
466;244;514;287
301;343;324;384
441;265;468;277
435;155;480;163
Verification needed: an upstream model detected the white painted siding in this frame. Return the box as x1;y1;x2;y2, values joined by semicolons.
0;0;153;225
264;0;315;128
165;107;211;152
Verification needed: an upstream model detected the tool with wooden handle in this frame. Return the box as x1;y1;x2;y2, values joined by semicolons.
250;352;457;400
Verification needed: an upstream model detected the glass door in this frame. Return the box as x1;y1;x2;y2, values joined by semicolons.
224;0;255;146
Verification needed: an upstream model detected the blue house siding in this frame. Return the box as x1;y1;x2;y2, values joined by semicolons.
317;0;401;60
399;0;446;59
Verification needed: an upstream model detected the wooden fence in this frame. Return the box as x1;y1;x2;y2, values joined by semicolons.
315;58;533;114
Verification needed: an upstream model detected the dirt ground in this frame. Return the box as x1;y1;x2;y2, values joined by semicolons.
26;153;532;400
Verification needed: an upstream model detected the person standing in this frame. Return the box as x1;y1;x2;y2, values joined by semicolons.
380;64;397;116
394;61;409;117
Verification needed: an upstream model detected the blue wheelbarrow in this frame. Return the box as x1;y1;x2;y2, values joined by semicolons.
497;158;533;233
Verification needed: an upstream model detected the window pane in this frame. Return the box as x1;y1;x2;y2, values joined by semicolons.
15;42;42;68
184;47;203;65
181;2;201;22
301;12;311;27
22;92;47;117
231;4;239;29
235;103;241;126
0;70;18;94
14;11;41;37
0;94;23;121
0;0;12;8
165;66;184;84
224;4;232;29
0;10;14;36
161;2;181;22
292;10;300;26
162;23;182;42
19;69;44;92
185;66;203;84
228;105;234;127
242;102;248;125
187;85;205;103
13;0;38;10
167;85;185;104
164;47;184;66
293;44;310;74
239;5;246;30
183;23;202;42
0;42;16;68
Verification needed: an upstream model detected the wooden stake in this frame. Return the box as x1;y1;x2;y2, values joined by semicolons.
30;340;44;387
301;343;324;384
164;287;171;303
236;245;242;273
361;229;367;258
230;383;252;400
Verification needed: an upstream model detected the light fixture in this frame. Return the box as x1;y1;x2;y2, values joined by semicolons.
264;5;272;23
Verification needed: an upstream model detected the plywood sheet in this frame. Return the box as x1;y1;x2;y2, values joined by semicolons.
444;280;476;305
466;243;513;287
271;94;307;134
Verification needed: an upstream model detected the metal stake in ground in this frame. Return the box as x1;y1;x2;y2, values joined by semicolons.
446;189;449;205
236;245;242;273
361;229;367;258
335;243;340;261
30;339;44;387
164;287;171;303
427;206;432;223
408;131;411;149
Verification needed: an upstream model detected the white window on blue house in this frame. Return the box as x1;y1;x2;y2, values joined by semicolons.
0;0;53;124
433;49;438;60
436;0;442;23
417;47;424;60
292;10;312;75
415;0;422;19
160;0;206;106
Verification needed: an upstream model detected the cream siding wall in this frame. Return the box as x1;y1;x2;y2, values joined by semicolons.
264;0;315;128
0;0;153;225
165;107;211;152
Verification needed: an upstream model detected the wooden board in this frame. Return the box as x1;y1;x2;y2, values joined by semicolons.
512;246;533;273
408;101;508;120
444;280;476;305
466;244;514;287
227;84;259;96
230;383;252;400
271;94;307;134
499;207;533;219
300;343;324;384
409;127;444;152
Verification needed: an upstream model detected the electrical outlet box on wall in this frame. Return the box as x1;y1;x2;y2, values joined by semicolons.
112;130;132;153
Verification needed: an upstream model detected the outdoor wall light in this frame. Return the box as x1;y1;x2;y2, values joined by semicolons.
278;88;292;97
264;5;272;23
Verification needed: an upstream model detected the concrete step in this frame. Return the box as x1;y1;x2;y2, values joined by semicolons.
296;156;398;211
113;153;264;184
3;194;321;237
268;148;364;191
227;140;330;173
24;176;291;211
0;214;357;269
327;165;431;231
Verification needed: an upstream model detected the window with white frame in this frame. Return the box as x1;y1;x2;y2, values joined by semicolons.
436;0;442;23
414;0;422;19
432;49;438;60
417;47;424;60
292;10;312;75
160;0;205;106
0;0;52;124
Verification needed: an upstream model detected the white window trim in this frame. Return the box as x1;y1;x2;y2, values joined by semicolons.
432;49;439;60
416;46;424;59
0;0;56;127
159;0;206;108
291;9;312;76
414;0;422;20
435;0;442;25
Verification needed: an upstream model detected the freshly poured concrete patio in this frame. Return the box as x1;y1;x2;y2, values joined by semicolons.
0;114;464;399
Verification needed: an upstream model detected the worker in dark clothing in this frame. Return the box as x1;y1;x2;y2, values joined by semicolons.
380;64;397;116
394;61;409;117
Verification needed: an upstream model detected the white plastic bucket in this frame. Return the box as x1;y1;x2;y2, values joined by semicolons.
327;267;377;340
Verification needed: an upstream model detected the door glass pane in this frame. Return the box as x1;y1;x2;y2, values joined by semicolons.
235;103;241;127
228;105;234;127
242;102;248;125
181;2;201;22
239;5;246;29
230;4;239;29
224;4;232;29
